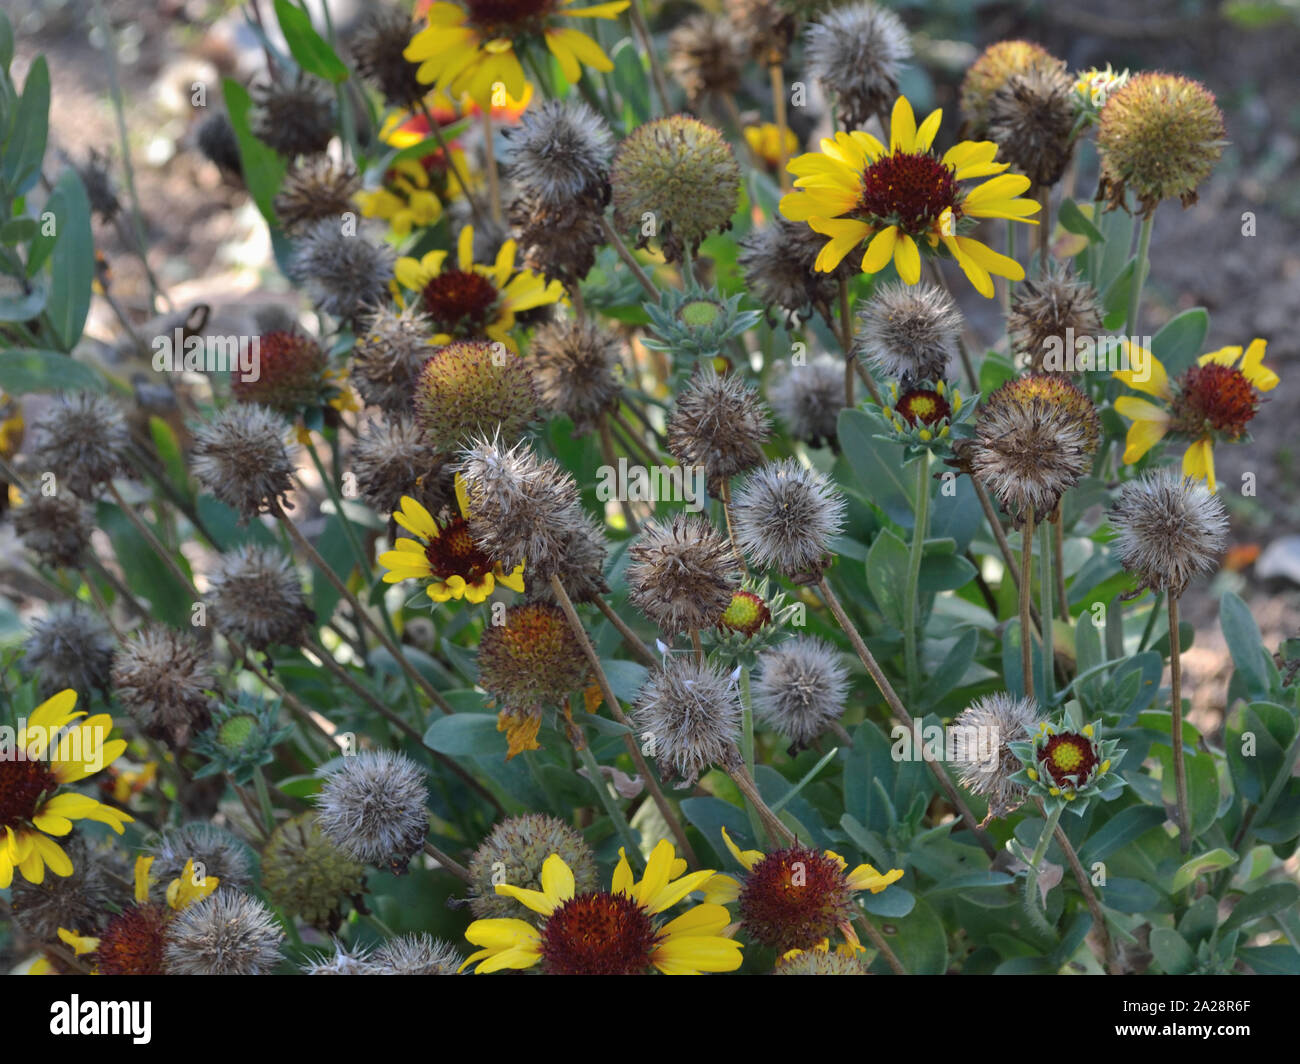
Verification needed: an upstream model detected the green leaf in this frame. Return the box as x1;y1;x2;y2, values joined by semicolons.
1222;882;1300;933
1080;804;1166;864
1185;750;1221;839
608;38;651;126
861;886;915;918
148;416;191;498
0;217;36;244
1220;591;1276;698
838;408;917;528
272;0;349;82
916;549;976;593
978;349;1016;396
680;796;751;865
919;627;978;705
1097;208;1134;290
1149;307;1209;377
0;349;105;394
1101;258;1136;332
0;10;13;73
0;276;49;323
1149;928;1195;974
423;712;501;756
3;55;49;196
1057;198;1104;243
222;78;289;223
865;528;909;628
44;167;93;350
1240;946;1300;974
878;897;947;974
1168;847;1236;893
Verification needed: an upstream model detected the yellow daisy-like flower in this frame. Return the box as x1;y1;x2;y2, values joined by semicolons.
462;839;744;974
744;122;799;171
405;0;630;108
357;157;449;239
378;476;525;604
393;224;564;348
0;690;133;889
779;96;1040;297
1113;337;1277;493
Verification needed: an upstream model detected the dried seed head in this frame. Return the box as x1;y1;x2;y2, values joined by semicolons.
163;891;284;975
952;692;1042;820
612;116;741;264
349;5;425;108
303;941;375;975
738;219;847;324
628;513;740;635
146;822;254;891
350;303;435;415
731;458;846;579
289;219;396;325
261;812;366;930
960;40;1065;137
971;375;1100;518
1097;72;1226;214
774;949;869;975
414;340;539;452
508;192;605;287
1109;469;1228;595
668;13;745;103
522;509;610;606
231;330;328;413
26;392;130;497
506;99;614;205
350;413;454;517
668;370;771;494
274;156;361;235
633;658;743;786
528;318;623;436
753;636;849;748
726;0;798;64
23;602;115;701
478;602;592;717
805;2;912;129
855;281;962;385
467;813;600;920
370;934;464;975
1008;265;1103;373
316;749;429;872
457;436;586;581
768;355;845;450
987;64;1077;187
195;111;243;177
9;836;133;941
206;543;314;651
13;492;95;569
112;625;214;748
190;403;296;522
248;73;336;157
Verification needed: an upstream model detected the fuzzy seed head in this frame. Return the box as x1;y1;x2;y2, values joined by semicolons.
467;813;600;920
739;844;854;952
163;891;284;975
805;2;912;129
633;658;743;786
248;74;336;158
14;492;95;569
774;949;869;975
112;625;214;748
952;693;1042;819
206;544;313;651
146;822;254;891
508;192;605;287
732;459;846;579
726;0;797;64
289;219;396;325
960;40;1065;136
528;318;623;436
231;330;328;412
350;303;435;415
1008;265;1103;373
612;116;740;263
261;812;366;930
738;218;852;323
668;13;745;103
274;156;361;235
855;281;962;385
768;355;845;449
987;64;1077;187
316;749;429;871
753;636;849;747
522;509;610;605
414;340;539;452
195;111;242;176
26;392;130;497
506;99;614;204
370;934;464;975
190;403;296;522
478;602;592;715
351;413;454;517
349;5;425;107
627;514;740;635
23;602;115;701
1109;469;1228;594
668;370;771;494
9;836;133;941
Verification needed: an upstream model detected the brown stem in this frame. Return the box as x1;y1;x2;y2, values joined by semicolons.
1020;509;1036;700
690;628;704;663
548;573;699;867
718;478;748;577
610;408;661;465
106;481;201;600
829;720;855;747
1169;594;1190;852
1037;797;1119;974
816;577;997;858
600;216;657;298
727;760;795;846
422;839;472;883
593;593;658;666
853;914;908;975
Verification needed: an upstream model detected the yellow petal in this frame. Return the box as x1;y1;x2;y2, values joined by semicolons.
893;232;921;284
720;826;762;871
889;96;917;153
1183;437;1217;493
860;225;899;274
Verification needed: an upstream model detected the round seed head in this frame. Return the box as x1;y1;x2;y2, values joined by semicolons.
315;749;429;872
508;192;605;287
13;492;95;569
522;509;610;606
505;99;614;204
467;813;600;920
738;219;845;323
112;625;214;748
414;340;539;452
349;5;425;108
805;2;912;129
1109;469;1228;595
73;148;121;222
987;63;1077;187
855;281;962;385
960;39;1065;137
370;933;464;975
668;13;745;103
26;392;130;497
274;156;361;235
774;949;869;975
248;73;335;158
768;354;845;449
231;330;328;412
195;111;243;176
667;370;771;494
350;303;435;415
726;0;798;64
23;602;115;701
738;844;855;951
633;658;743;786
1097;72;1226;214
1008;264;1103;373
206;543;314;651
303;941;376;975
612;115;741;264
952;692;1042;820
627;513;740;636
261;812;365;930
146;822;254;891
9;836;133;941
753;636;849;748
289;218;396;325
350;413;454;517
190;403;296;523
731;458;846;579
528;317;623;436
478;602;592;715
163;891;284;975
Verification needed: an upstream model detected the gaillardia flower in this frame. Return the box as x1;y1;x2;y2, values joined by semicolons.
1009;719;1125;813
413;338;540;450
709;828;903;953
462;840;743;975
395;225;564;347
0;690;132;887
404;0;631;107
780;96;1039;297
1113;338;1276;492
379;480;526;604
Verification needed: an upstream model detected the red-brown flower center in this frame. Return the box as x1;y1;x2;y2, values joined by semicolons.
0;756;59;829
463;0;556;34
1173;364;1259;439
896;388;951;427
422;270;500;337
856;151;959;234
232;330;326;410
96;903;172;975
1038;732;1098;788
738;845;853;952
539;891;659;975
424;515;494;584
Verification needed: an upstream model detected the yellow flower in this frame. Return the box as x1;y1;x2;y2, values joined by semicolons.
110;761;157;804
461;839;744;974
393;224;564;348
357;157;447;238
744;122;799;170
779;96;1040;297
0;690;133;888
405;0;630;108
1113;337;1277;492
378;476;525;604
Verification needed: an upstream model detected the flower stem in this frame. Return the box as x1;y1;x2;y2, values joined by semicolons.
718;478;748;577
903;450;931;705
627;0;673;116
598;415;640;533
738;666;766;846
1168;593;1191;852
1019;509;1036;700
1125;211;1155;338
252;765;277;835
599;215;658;298
1036;797;1118;973
727;760;794;846
1023;800;1064;931
480;108;502;225
1052;510;1070;620
422;840;472;883
592;593;658;666
1039;514;1055;703
576;737;643;867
